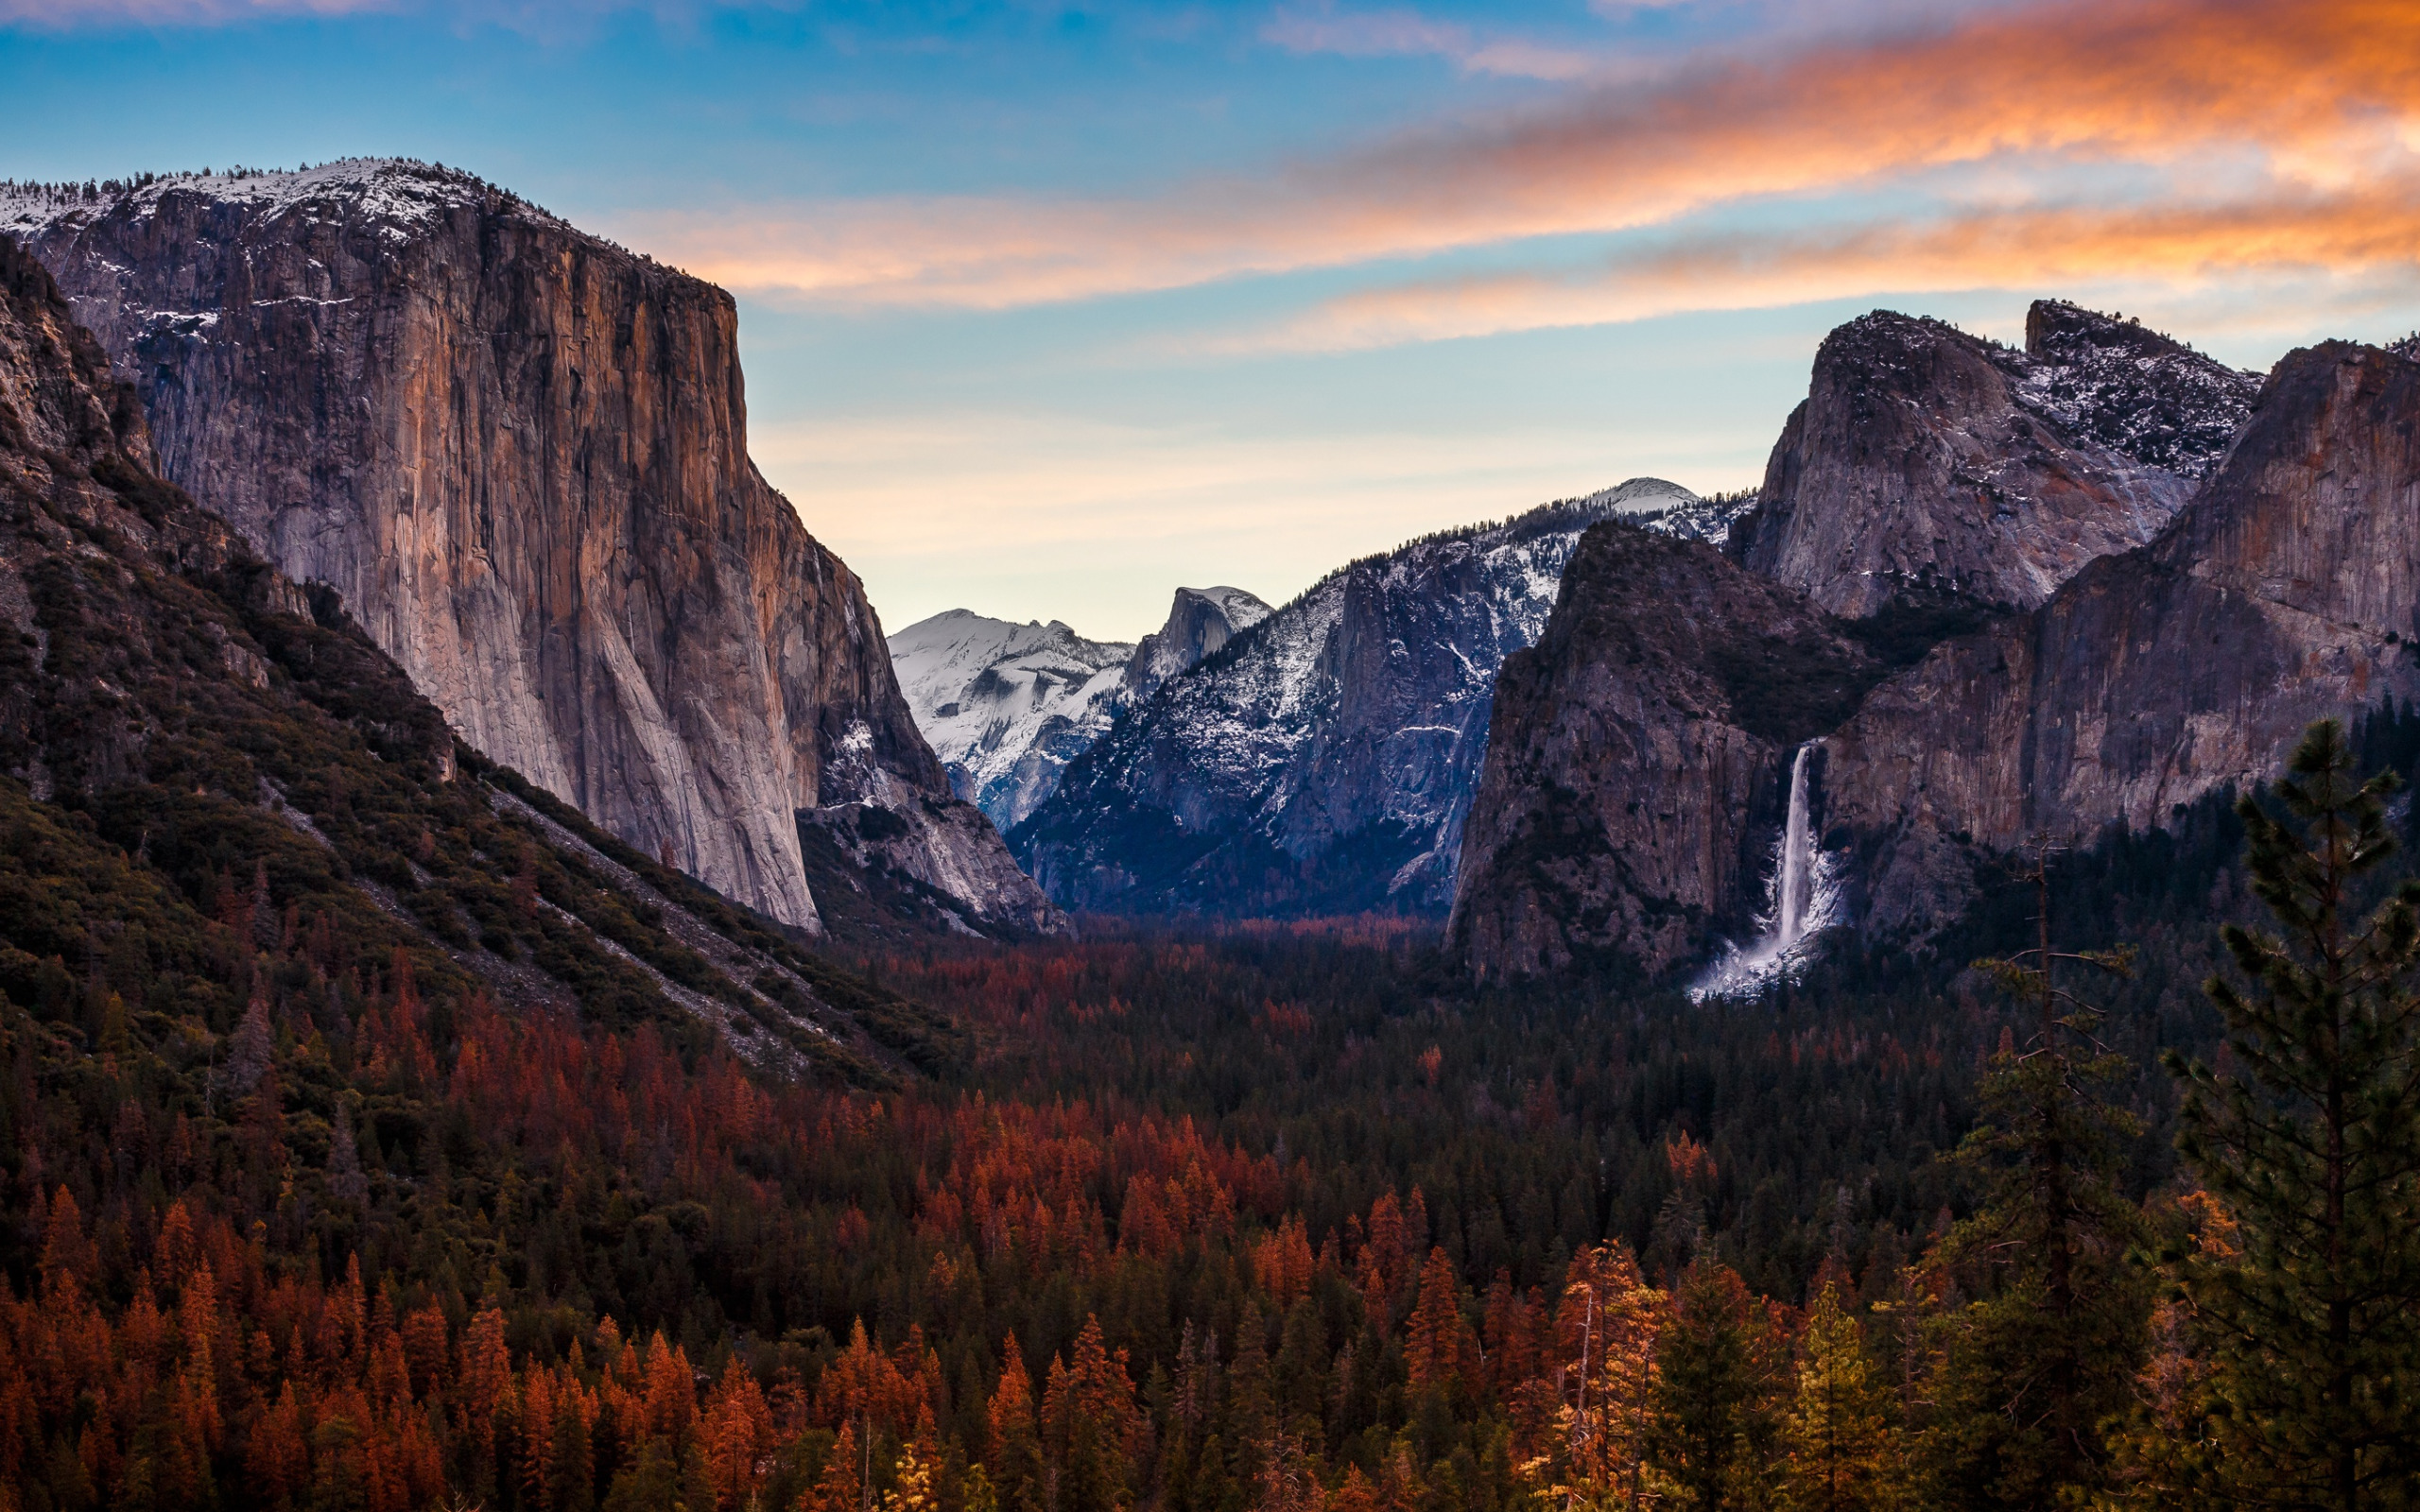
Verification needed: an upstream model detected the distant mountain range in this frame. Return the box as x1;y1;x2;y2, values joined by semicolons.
986;479;1735;917
886;584;1270;832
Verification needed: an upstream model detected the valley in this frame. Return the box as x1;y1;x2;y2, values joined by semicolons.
3;155;2418;1512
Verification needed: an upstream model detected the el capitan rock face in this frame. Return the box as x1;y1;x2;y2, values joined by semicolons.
4;163;1056;937
1446;524;1881;981
1729;306;2255;619
1822;338;2420;935
0;232;945;1082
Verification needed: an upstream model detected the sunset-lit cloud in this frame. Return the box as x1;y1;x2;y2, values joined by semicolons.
648;0;2420;318
1236;180;2420;350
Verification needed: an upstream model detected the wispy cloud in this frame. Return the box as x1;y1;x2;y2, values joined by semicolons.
0;0;392;21
644;0;2420;316
1261;6;1605;80
1232;180;2420;350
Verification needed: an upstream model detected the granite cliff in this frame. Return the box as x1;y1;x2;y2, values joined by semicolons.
1123;586;1273;699
3;162;1056;938
1728;305;2256;619
1453;302;2401;984
0;231;954;1084
1823;337;2420;934
1446;524;1880;980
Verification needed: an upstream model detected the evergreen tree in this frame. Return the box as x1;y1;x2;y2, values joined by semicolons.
2164;721;2420;1509
1916;844;2150;1508
1651;1258;1782;1512
1779;1287;1897;1512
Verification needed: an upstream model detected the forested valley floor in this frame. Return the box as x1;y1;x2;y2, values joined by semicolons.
6;713;2420;1512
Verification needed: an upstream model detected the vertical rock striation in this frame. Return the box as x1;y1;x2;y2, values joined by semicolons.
4;163;1057;936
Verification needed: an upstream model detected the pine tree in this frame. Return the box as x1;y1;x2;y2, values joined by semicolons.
1528;1241;1667;1512
1916;842;2150;1508
990;1335;1047;1512
1778;1287;1896;1512
2164;720;2420;1508
1652;1259;1783;1512
1406;1246;1465;1393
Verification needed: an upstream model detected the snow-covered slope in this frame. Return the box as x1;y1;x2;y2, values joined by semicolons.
890;584;1277;831
888;612;1134;830
1012;483;1707;917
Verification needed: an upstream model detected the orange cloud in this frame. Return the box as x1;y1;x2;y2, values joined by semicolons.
1238;182;2420;349
647;0;2420;310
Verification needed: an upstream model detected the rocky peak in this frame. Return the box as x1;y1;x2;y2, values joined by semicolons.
1123;585;1272;699
1821;335;2420;938
1015;497;1630;917
8;163;1060;940
1729;306;2219;619
2013;300;2261;478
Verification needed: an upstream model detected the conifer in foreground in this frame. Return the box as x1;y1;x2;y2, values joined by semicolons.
2152;720;2420;1509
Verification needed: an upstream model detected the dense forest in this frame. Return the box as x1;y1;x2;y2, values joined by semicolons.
6;713;2420;1511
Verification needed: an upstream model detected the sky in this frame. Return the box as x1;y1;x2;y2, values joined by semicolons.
4;0;2418;642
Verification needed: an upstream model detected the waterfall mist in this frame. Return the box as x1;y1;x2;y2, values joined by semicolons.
1691;742;1840;1000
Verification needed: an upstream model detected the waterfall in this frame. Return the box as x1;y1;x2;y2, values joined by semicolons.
1773;743;1815;944
1691;741;1836;1000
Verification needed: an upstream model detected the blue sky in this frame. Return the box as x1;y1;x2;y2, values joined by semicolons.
7;0;2417;639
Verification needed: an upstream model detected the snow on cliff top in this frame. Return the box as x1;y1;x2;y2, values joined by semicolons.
0;160;565;240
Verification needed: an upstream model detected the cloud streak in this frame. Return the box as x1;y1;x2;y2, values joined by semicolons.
1;0;390;21
1261;6;1605;81
1235;180;2420;350
646;0;2420;313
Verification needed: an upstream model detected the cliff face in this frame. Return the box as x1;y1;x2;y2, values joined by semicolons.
1451;301;2303;983
1123;586;1272;699
1824;339;2420;934
0;232;953;1084
1014;496;1678;916
1729;306;2254;618
1447;525;1880;980
4;163;1055;937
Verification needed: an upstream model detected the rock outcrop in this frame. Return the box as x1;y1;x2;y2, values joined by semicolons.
1124;586;1272;700
1823;338;2420;934
1013;489;1721;917
1453;305;2415;984
0;231;950;1084
3;162;1056;938
1729;306;2255;618
1447;524;1881;980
